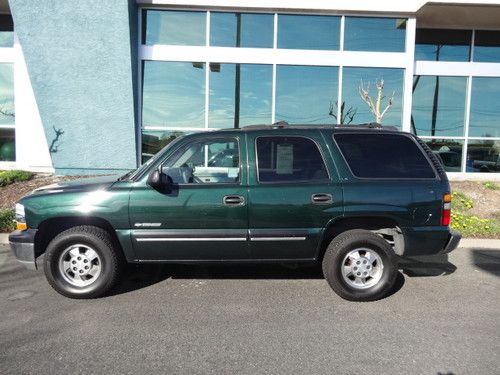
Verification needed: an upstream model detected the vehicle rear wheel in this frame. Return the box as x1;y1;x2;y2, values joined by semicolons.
43;226;122;299
322;229;397;301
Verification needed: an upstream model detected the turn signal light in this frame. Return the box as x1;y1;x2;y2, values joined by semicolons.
16;222;27;231
442;193;452;226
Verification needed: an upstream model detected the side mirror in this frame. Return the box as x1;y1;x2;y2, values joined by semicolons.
147;169;173;193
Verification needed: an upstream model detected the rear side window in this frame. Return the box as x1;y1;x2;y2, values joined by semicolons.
256;136;329;183
334;133;436;179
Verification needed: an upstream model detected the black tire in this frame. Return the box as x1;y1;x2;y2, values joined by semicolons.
322;229;397;302
43;225;123;299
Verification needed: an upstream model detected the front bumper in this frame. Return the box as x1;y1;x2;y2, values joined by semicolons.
9;229;38;270
440;229;462;254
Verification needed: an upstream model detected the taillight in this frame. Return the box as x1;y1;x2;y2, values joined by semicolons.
442;193;452;226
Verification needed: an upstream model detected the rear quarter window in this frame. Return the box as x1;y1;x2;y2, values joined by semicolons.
334;133;436;179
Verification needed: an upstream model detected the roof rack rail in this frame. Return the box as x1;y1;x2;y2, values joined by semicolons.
334;122;399;131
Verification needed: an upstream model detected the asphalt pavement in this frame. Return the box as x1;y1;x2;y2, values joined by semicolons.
0;242;499;375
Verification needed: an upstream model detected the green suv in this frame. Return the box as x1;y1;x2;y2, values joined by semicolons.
9;124;461;301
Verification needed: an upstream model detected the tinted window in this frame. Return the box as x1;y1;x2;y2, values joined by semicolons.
342;67;404;126
469;77;500;138
210;12;273;48
142;61;205;128
275;65;338;124
411;75;467;137
256;137;329;183
164;137;240;184
277;15;340;50
466;140;500;173
474;30;500;62
344;17;406;52
334;133;435;179
209;63;272;128
423;139;463;173
415;29;471;61
142;10;206;46
0;15;13;47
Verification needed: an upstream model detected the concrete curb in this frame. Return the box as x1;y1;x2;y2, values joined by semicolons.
1;232;499;248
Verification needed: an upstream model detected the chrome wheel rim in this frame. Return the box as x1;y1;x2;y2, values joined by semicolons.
341;248;384;289
58;244;102;287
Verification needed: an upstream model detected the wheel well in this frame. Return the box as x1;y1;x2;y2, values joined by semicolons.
317;217;404;261
34;217;123;258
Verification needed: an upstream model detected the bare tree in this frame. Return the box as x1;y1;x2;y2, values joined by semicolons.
329;101;357;125
358;79;395;124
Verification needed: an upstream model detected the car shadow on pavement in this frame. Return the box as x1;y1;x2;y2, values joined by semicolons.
471;249;500;277
110;262;326;296
110;262;409;298
398;254;457;277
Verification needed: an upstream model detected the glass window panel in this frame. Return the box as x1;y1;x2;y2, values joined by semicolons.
344;17;406;52
334;133;435;179
415;29;471;61
141;130;187;163
0;128;15;161
466;140;500;173
411;76;467;137
209;63;272;128
210;12;273;48
423;139;463;172
0;63;14;125
277;15;340;50
143;10;206;46
142;61;205;128
256;136;329;183
275;65;338;124
342;68;404;126
474;30;500;63
469;77;500;138
163;137;240;184
0;15;13;47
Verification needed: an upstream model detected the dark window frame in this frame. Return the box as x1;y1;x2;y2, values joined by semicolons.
254;135;331;185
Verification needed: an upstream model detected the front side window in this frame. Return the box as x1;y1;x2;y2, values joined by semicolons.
256;136;329;183
162;137;240;184
334;133;436;179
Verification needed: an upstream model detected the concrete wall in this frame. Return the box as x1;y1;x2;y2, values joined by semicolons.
9;0;138;175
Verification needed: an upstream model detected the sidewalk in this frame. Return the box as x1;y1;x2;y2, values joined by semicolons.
1;232;499;248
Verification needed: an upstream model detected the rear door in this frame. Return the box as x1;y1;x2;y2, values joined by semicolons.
247;130;343;260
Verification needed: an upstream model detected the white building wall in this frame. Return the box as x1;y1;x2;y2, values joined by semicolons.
13;34;53;173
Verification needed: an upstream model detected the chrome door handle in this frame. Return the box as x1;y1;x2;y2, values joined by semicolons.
223;195;245;206
311;193;333;204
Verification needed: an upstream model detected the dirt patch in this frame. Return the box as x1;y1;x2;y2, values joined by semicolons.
450;181;500;220
0;174;85;209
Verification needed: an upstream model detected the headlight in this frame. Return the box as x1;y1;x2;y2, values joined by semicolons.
15;203;27;230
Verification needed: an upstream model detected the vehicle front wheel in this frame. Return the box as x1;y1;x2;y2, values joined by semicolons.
43;226;123;299
322;229;397;301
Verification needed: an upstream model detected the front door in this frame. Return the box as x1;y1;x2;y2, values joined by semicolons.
129;134;249;261
247;132;343;260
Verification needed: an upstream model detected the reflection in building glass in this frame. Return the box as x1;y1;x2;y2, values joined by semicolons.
411;76;467;137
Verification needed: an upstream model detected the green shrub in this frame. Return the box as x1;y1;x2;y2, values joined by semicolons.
483;181;499;190
0;170;34;187
450;211;500;237
451;192;473;211
0;209;15;232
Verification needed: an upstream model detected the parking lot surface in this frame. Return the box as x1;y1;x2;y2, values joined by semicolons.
0;242;499;375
